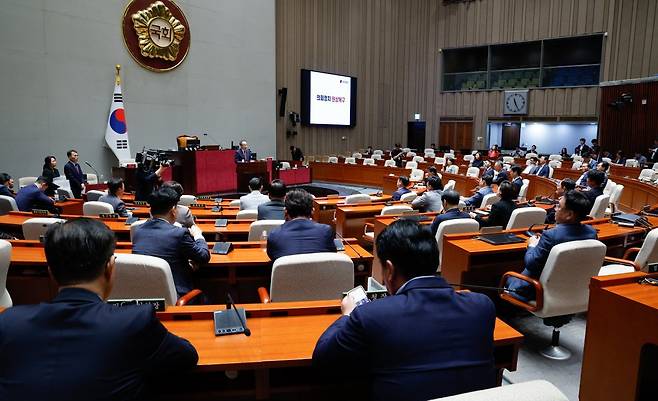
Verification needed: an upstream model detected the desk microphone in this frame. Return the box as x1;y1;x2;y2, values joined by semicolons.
203;132;222;147
448;282;519;294
334;230;361;257
84;160;101;180
226;293;251;336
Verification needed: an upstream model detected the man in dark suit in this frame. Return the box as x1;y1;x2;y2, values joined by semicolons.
649;139;658;163
0;173;15;198
258;179;286;220
234;140;252;163
506;190;597;301
391;175;411;201
132;187;211;298
487;161;509;184
574;138;591;156
98;177;129;217
63;149;86;198
313;220;496;401
266;189;337;261
0;218;198;400
430;189;471;236
509;165;524;197
580;169;605;210
533;156;551;177
290;146;304;161
463;175;494;208
15;177;59;214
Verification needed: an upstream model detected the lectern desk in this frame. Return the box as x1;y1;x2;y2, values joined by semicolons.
236;161;268;192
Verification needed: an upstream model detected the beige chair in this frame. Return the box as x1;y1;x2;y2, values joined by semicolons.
109;254;202;306
480;193;500;209
444;153;456;160
571;161;583;170
517;181;530;201
548;160;561;169
352;152;363;159
236;210;258;220
625;159;639;168
363;205;414;240
384;159;397;167
344;157;356;164
363;158;375;166
603;179;616;195
599;228;658;275
372;154;382;160
372;150;383;155
525;152;538;159
402;147;411;153
83;201;115;216
463;154;474;163
434;157;446;165
406;151;417;158
22;217;65;240
589;194;610;219
412;156;424;163
409;169;424;181
129;219;148;241
86;190;106;202
344;194;372;205
506;207;547;230
0;195;18;215
258;253;354;302
328;156;338;164
443;180;456;191
605;184;624;214
435;219;479;271
18;176;38;188
572;155;584;163
424;151;435;159
178;194;197;206
248;220;285;241
280;161;291;170
405;161;418;170
0;240;12;307
435;380;568;401
466;167;480;178
500;240;606;360
445;165;459;174
229;199;241;207
548;154;562;161
638;168;655;182
400;191;417;202
502;156;515;165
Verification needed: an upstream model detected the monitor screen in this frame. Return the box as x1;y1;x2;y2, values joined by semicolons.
301;69;357;127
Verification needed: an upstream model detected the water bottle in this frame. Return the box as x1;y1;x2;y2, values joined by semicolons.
260;230;267;252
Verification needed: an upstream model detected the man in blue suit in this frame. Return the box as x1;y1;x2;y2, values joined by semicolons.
132;187;211;298
391;175;411;201
463;175;494;208
266;189;336;261
63;149;86;198
533;156;551;177
0;218;198;400
484;161;508;184
509;165;524;197
430;189;471;236
15;177;59;214
506;190;597;301
313;220;496;401
234;140;252;163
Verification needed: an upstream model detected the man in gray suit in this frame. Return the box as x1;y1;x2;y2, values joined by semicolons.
258;179;286;220
239;177;270;210
98;177;130;217
412;175;443;213
162;181;195;228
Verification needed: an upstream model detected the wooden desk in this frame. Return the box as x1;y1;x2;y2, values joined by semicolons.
7;240;373;305
580;272;658;401
54;199;83;215
312;195;391;226
148;301;523;400
382;171;478;195
129;205;241;220
310;161;408;188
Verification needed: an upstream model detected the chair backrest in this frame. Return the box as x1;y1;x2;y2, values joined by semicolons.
328;156;338;163
525;152;538;159
602;157;612;163
384;159;396;167
502;156;515;164
572;155;583;162
631;228;658;271
653;162;658;171
248;220;285;241
506;207;547;230
18;177;38;188
406;151;417;158
446;165;459;174
279;161;291;170
412;156;424;163
444;153;456;160
518;183;529;201
85;173;98;185
424;148;434;154
535;240;606;318
83;201;115;216
466;167;480;178
269;253;354;302
548;154;562;161
400;191;418;202
372;154;382;160
463;154;474;162
405;161;418;169
129;219;148;241
548;160;561;169
409;169;424;181
625;159;639;167
345;157;356;164
589;194;610;219
435;379;569;401
638;168;655;181
0;240;12;308
363;158;375;166
109;254;178;306
481;193;501;209
0;195;18;215
178;194;197;206
443;180;456;191
380;205;413;215
435;219;479;270
344;194;372;205
435;157;446;165
571;161;582;170
352;152;363;159
236;210;258;220
603;179;616;195
609;184;624;210
424;152;435;158
548;166;554;178
22;217;65;240
86;190;106;202
229;199;241;207
373;149;383;155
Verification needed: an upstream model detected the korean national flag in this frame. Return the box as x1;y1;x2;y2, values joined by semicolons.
104;82;132;161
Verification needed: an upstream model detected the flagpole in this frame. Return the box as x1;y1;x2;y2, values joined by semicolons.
115;64;121;85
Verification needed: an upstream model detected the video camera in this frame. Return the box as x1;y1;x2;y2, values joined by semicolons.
135;149;175;169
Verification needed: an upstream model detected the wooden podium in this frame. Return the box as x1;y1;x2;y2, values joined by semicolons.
236;161;269;192
170;149;237;194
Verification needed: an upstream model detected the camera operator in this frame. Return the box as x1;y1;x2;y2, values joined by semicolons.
135;157;168;202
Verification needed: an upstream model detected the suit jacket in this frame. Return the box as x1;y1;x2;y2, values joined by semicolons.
471;159;484;168
258;199;285;220
15;184;57;213
535;164;550;177
98;194;129;217
464;186;493;208
411;189;443;213
0;185;14;198
64;161;84;198
506;223;598;300
477;199;516;228
132;219;210;297
0;287;198;401
239;190;270;210
41;167;60;197
291;148;304;161
234;148;252;163
582;186;604;210
430;208;471;236
266;218;336;261
135;168;159;202
391;187;411;201
313;276;496;401
511;176;524;196
492;169;509;184
574;144;591;156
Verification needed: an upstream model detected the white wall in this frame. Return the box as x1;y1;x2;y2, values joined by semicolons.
0;0;275;180
488;122;598;155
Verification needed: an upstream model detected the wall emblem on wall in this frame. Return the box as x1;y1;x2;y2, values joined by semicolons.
122;0;190;72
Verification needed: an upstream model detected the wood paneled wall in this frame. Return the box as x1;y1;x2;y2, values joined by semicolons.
275;0;658;159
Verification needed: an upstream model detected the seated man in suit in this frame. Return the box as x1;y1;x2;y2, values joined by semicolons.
579;169;605;210
463;175;494;208
132;187;210;299
267;189;337;261
234;140;252;163
0;218;198;400
313;220;496;401
0;173;15;197
430;189;471;236
239;177;270;210
161;181;195;228
391;175;411;201
582;153;597;170
484;161;508;185
98;177;130;217
473;181;516;228
258;179;286;220
506;190;597;301
63;149;86;199
15;177;59;214
411;175;443;213
509;165;524;197
533;156;551;177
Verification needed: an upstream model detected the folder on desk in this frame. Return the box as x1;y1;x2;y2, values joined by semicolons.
212;242;232;255
476;233;525;245
215;219;228;227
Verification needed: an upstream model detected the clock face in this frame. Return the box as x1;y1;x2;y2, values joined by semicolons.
504;91;528;115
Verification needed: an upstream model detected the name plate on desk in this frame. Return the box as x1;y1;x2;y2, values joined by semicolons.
99;213;120;219
134;200;148;206
211;206;222;212
31;209;50;216
190;203;206;209
215;219;228;227
107;298;166;311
